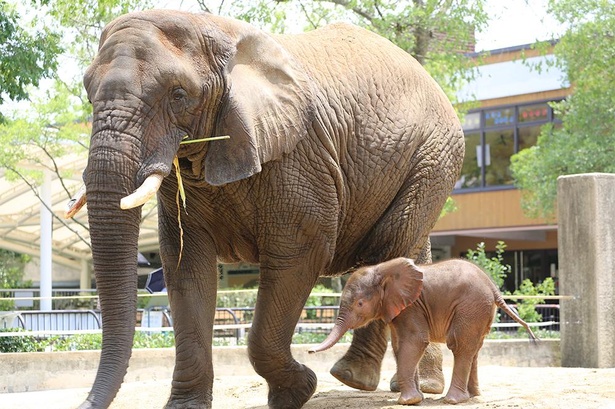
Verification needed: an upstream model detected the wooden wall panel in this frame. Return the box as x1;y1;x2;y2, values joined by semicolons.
434;189;552;232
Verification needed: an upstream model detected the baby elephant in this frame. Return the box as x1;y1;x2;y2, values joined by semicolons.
310;257;538;405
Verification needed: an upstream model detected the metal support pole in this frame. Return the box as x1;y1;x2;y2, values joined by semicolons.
40;170;53;311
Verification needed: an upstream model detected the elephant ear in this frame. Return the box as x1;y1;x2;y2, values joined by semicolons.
378;258;424;323
204;24;316;186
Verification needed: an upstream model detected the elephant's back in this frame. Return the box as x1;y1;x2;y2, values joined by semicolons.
275;24;454;116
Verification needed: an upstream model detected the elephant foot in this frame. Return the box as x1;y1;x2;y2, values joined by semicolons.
390;373;400;392
267;363;317;409
443;388;471;405
330;355;380;391
418;343;445;394
165;395;212;409
419;375;445;395
397;389;424;405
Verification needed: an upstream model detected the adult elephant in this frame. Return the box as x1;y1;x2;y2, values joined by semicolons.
70;9;464;409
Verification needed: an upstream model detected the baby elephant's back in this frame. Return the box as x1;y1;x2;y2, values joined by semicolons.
421;259;498;331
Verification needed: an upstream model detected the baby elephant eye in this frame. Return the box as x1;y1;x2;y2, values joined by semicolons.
357;300;364;308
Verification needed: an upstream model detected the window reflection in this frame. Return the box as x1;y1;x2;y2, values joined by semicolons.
455;100;560;191
485;130;514;186
519;126;541;151
457;133;481;188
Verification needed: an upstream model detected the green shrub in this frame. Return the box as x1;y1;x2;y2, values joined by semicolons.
292;330;353;345
465;241;511;289
0;328;42;352
216;288;258;308
304;284;337;319
511;277;556;327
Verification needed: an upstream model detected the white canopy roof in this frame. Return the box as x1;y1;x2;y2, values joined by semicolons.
0;152;160;270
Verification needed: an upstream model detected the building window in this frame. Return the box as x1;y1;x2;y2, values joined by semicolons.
456;101;559;191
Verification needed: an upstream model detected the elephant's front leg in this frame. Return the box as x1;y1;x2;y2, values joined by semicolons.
249;262;321;409
158;209;218;408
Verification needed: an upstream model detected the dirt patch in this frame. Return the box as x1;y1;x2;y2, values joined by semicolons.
4;366;615;409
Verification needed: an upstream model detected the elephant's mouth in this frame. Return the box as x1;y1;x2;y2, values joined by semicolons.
175;148;207;182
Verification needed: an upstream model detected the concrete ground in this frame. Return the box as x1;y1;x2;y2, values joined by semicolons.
5;366;615;409
3;340;615;408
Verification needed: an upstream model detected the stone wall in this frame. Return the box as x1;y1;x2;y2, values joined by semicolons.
0;340;559;393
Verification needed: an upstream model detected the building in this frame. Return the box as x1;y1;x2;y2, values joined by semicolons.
430;42;570;293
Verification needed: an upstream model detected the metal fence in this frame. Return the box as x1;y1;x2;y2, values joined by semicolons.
0;290;563;344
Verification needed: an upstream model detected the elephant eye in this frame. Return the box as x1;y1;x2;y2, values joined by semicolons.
357;300;364;308
171;88;187;101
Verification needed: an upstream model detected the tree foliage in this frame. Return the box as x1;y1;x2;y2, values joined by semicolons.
200;0;489;104
465;241;510;289
510;0;615;219
0;1;62;121
0;0;154;249
0;249;31;310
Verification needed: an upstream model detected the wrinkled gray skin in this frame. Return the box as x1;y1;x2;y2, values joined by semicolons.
78;10;464;409
311;258;539;405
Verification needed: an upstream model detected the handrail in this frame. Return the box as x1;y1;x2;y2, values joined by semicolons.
0;291;575;302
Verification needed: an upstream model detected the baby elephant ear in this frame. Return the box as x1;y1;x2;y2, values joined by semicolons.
379;258;424;323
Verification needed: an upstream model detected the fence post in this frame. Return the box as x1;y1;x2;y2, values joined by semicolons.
558;173;615;367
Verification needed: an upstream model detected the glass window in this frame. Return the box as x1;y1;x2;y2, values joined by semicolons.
518;125;541;151
456;101;559;190
461;112;480;131
485;108;515;127
518;103;549;123
456;132;481;188
484;129;514;186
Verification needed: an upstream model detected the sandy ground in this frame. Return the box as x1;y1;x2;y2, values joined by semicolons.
4;366;615;409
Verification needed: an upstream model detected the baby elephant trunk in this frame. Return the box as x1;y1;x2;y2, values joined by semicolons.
309;319;349;353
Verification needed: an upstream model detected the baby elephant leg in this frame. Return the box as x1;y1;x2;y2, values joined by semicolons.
390;343;445;394
467;352;481;398
445;334;485;405
395;337;429;405
444;349;473;404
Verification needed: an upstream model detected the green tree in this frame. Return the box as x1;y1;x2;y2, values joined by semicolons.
0;0;153;246
200;0;489;104
0;1;62;121
0;249;32;310
465;241;510;289
510;0;615;219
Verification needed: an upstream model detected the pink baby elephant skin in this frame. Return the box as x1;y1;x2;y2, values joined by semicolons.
311;258;538;405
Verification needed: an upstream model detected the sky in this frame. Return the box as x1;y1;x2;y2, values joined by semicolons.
475;0;562;51
158;0;562;51
2;1;562;116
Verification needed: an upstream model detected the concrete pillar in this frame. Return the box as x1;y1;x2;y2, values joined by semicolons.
558;173;615;368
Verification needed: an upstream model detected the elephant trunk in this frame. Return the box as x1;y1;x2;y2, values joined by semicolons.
309;317;351;353
78;143;143;408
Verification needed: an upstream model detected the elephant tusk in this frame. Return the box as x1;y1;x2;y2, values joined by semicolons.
120;174;164;210
65;185;87;219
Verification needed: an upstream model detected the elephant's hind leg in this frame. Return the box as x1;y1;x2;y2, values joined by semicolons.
330;320;388;391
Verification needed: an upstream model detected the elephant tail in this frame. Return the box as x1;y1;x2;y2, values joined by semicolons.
494;293;540;344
